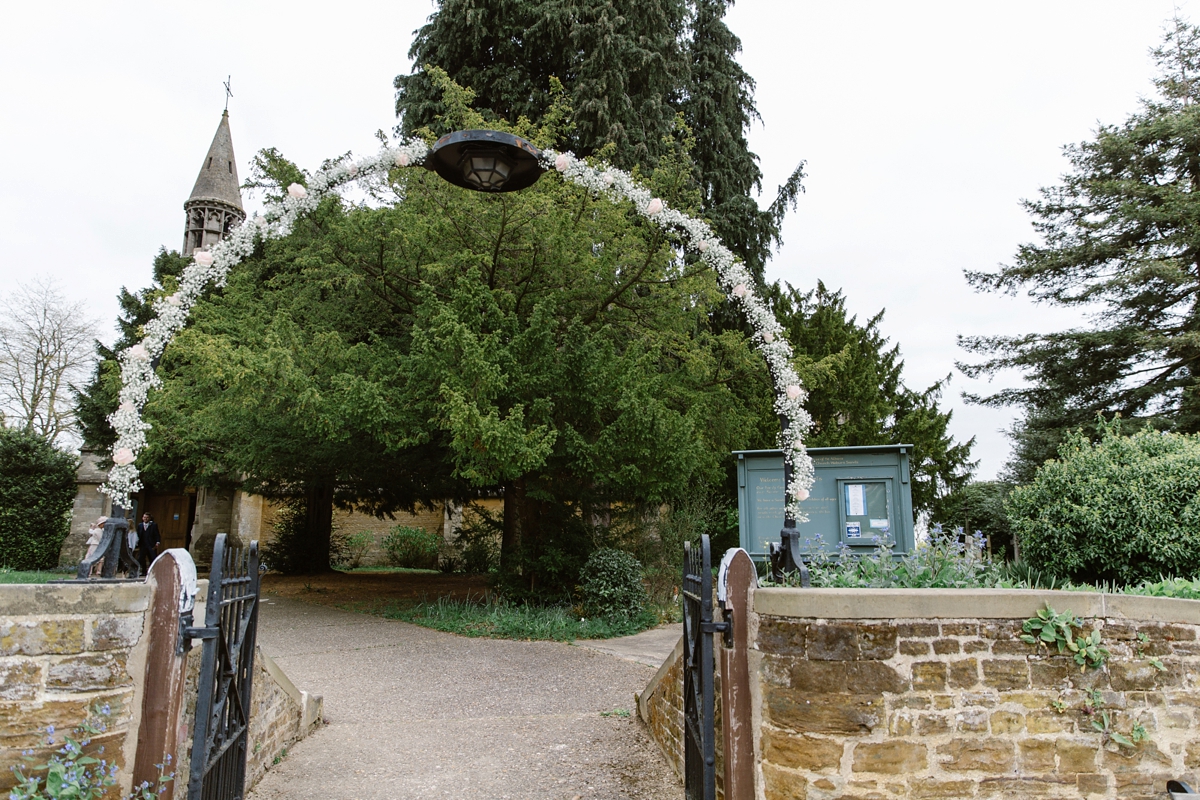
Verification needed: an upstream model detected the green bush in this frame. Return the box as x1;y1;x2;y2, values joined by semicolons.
1008;422;1200;584
772;532;1005;589
0;428;76;570
382;525;440;569
337;531;373;569
579;547;647;620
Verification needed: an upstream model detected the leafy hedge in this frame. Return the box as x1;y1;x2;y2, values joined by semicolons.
1008;423;1200;584
0;428;77;569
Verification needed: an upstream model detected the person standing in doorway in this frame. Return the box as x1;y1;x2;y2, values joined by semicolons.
136;513;161;573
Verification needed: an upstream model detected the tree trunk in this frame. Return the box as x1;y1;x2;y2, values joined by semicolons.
302;482;335;573
501;478;524;579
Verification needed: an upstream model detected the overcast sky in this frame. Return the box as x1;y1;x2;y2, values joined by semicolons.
0;1;1185;476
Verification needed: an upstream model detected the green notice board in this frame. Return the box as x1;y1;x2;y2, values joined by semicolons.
734;445;916;560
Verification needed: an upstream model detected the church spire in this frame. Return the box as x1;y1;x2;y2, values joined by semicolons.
183;110;245;254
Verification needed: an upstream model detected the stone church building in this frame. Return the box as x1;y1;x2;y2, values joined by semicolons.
61;111;469;569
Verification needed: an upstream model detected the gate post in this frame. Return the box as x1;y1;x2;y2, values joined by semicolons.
717;549;757;800
133;549;199;799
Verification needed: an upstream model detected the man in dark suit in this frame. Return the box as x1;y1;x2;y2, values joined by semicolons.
136;513;161;573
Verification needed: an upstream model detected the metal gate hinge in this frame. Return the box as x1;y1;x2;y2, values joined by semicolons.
701;621;730;634
183;626;219;640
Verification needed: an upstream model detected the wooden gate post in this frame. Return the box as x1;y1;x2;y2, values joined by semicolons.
133;550;197;799
718;549;757;800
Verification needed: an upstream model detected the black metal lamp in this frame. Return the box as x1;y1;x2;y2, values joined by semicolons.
425;129;545;193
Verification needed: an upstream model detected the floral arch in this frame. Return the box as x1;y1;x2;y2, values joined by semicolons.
104;141;816;521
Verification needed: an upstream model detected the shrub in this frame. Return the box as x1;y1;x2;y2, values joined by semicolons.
579;547;647;619
382;525;440;569
1008;422;1200;584
0;428;76;570
774;531;1005;589
338;531;373;569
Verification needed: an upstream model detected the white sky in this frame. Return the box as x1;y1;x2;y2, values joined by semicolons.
0;0;1184;477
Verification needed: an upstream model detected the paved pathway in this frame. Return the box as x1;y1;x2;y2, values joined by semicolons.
247;597;681;800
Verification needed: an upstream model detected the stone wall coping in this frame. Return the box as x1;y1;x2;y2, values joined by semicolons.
754;587;1200;624
0;581;152;615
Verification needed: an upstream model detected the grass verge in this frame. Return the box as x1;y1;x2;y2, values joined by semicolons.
0;569;65;584
348;596;660;642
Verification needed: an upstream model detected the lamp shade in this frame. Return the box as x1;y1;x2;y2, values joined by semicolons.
425;130;545;193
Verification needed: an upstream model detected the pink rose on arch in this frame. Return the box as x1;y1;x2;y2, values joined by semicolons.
113;448;135;466
645;198;664;216
786;384;802;400
696;239;708;252
287;183;307;199
731;283;747;298
193;251;214;267
555;154;570;172
128;344;149;361
118;401;135;413
395;151;410;167
795;489;810;502
762;331;775;343
166;294;182;307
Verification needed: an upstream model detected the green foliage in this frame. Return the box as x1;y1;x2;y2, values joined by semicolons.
1082;689;1147;748
1008;422;1200;584
770;532;1003;590
1020;604;1108;672
261;501;344;576
1127;576;1200;600
0;427;76;570
772;282;975;514
578;547;649;619
961;20;1200;480
338;531;373;569
8;703;172;800
931;481;1014;559
394;0;801;285
0;568;64;584
382;526;440;569
372;596;656;641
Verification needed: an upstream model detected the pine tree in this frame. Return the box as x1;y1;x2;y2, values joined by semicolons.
962;19;1200;480
775;282;975;512
682;0;803;282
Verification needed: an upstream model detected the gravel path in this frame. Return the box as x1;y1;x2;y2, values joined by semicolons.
246;596;681;800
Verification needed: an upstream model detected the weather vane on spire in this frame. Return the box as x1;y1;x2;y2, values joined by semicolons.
224;75;233;112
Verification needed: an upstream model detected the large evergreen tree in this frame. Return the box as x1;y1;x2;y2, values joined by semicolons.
774;282;974;513
961;20;1200;481
394;0;802;283
142;83;767;583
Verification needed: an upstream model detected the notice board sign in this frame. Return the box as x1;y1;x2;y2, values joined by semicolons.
734;445;916;560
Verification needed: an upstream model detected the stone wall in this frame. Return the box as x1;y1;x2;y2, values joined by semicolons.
245;649;323;789
1;575;320;798
643;587;1200;800
755;589;1200;800
638;635;686;778
0;582;152;793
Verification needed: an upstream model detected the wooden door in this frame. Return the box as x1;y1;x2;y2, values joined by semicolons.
145;494;191;551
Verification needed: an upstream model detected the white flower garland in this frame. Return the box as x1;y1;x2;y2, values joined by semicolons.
103;139;815;520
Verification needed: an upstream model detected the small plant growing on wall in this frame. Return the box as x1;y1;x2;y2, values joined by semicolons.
1020;604;1109;671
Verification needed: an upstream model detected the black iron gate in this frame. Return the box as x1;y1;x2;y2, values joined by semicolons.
683;534;726;800
185;534;261;800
